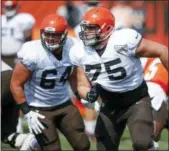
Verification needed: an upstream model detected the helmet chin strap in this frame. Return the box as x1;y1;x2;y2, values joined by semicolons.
45;41;60;52
84;39;97;46
45;41;63;59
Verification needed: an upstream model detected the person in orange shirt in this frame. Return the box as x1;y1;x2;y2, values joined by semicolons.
141;57;168;144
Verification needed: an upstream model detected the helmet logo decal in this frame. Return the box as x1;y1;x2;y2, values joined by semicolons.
114;44;129;56
44;27;55;32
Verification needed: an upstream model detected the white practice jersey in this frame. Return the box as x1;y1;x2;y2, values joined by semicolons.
17;37;77;107
2;13;35;55
70;28;144;92
1;61;12;72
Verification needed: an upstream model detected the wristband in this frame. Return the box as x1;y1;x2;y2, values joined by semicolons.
18;102;30;115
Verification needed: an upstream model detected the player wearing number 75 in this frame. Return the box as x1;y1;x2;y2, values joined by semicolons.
69;7;168;151
10;14;90;151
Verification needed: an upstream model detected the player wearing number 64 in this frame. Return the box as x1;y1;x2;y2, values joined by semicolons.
69;7;168;151
10;14;90;151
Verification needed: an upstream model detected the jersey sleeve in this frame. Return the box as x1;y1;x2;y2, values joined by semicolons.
69;44;83;66
17;42;37;71
19;14;35;31
125;29;142;56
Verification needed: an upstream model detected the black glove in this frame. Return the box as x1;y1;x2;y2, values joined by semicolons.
86;84;100;103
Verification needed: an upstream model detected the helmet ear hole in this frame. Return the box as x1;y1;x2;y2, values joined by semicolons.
107;26;111;31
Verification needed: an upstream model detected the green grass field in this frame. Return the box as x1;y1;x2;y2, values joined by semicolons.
1;124;168;150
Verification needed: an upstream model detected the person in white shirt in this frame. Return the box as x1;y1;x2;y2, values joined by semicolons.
10;14;90;151
69;7;168;151
110;1;133;30
2;0;35;68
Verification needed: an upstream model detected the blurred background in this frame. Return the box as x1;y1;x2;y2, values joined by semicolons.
2;0;168;45
1;0;168;150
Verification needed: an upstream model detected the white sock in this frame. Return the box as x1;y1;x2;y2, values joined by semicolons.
17;117;23;133
148;141;159;150
8;133;27;148
84;120;96;135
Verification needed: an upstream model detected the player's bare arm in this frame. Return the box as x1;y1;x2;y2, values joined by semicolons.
136;38;168;71
11;63;45;135
10;63;32;104
76;66;91;99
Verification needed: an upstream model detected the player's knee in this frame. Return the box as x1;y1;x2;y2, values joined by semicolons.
74;133;90;151
133;138;153;150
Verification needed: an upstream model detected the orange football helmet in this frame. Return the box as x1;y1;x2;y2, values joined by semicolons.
40;14;68;52
79;7;115;47
4;1;18;17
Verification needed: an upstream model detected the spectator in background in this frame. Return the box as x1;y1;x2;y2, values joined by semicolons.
57;1;85;28
111;1;133;30
131;1;146;35
57;0;100;29
2;0;35;135
1;0;35;68
83;0;101;16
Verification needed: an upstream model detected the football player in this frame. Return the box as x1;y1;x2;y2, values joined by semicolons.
1;60;39;150
2;0;35;68
141;58;168;144
69;7;168;151
10;14;90;151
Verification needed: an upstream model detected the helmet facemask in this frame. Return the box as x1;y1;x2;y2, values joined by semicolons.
4;4;18;18
40;28;67;53
79;21;114;48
